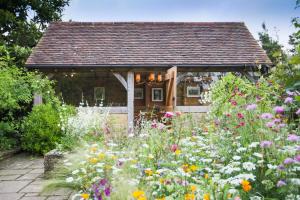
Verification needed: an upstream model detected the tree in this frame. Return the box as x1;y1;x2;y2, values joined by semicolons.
258;23;287;65
289;1;300;52
0;0;69;48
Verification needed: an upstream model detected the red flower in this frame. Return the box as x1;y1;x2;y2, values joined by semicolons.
239;122;245;126
237;113;244;119
231;100;237;106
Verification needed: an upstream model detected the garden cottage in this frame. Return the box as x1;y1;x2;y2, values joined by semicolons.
26;22;271;128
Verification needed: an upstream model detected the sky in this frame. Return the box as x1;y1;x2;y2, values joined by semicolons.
62;0;299;50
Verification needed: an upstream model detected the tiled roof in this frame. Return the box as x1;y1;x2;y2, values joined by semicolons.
26;22;271;67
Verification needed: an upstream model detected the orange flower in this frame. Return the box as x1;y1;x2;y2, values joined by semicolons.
203;193;210;200
241;180;252;192
185;193;195;200
204;174;209;179
144;168;153;176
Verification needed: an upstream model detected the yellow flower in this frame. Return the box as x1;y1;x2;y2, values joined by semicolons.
105;165;112;170
148;154;154;159
204;174;209;179
175;149;181;155
156;197;165;200
182;164;191;173
98;153;105;160
144;168;153;176
190;185;197;193
189;165;198;172
203;193;210;200
159;178;165;184
89;157;98;164
111;155;117;160
81;193;90;199
184;193;195;200
132;190;146;199
89;146;97;153
241;180;252;192
227;193;232;199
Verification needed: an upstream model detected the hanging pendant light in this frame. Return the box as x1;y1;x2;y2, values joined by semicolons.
135;73;141;83
149;72;155;82
157;73;162;82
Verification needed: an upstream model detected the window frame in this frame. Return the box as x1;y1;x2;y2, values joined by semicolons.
152;88;164;102
134;88;144;99
186;86;201;97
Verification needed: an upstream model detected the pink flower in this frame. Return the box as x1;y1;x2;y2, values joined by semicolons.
294;155;300;162
266;121;275;128
246;104;257;110
237;113;244;119
274;106;284;114
261;113;273;119
283;157;294;165
170;144;178;152
151;120;158;128
296;108;300;115
175;111;182;116
287;134;300;142
231;100;237;106
164;112;174;118
276;180;287;187
260;140;273;148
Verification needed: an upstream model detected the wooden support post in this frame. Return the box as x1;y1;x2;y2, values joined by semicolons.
33;93;43;106
127;71;134;132
165;66;177;112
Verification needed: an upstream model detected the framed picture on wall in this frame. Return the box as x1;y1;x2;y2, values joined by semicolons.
152;88;163;102
94;87;105;101
134;88;144;99
186;86;201;97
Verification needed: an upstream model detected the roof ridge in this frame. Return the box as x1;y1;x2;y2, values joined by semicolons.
51;21;245;25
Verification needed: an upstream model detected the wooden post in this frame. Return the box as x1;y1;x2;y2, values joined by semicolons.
33;93;43;106
165;66;177;111
127;71;134;132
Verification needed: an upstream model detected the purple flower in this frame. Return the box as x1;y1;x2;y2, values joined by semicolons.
276;180;287;187
151;120;157;128
104;186;111;196
260;140;273;148
284;97;293;104
287;134;300;142
99;178;108;186
297;146;300;151
296;108;300;115
266;121;275;128
283;157;294;165
246;104;257;110
278;123;286;128
261;113;273;119
294;155;300;162
277;164;285;171
273;118;281;123
274;106;284;114
287;91;295;96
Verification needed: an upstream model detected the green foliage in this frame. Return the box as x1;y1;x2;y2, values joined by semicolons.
210;73;282;117
258;23;287;65
0;45;58;151
21;104;62;155
0;0;70;48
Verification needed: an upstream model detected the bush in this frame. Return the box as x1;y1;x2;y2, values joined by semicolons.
21;104;62;155
0;45;58;151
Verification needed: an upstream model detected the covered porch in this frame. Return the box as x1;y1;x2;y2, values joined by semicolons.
34;64;262;130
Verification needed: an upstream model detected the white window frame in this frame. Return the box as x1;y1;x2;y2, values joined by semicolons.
152;88;164;102
186;86;201;97
94;87;105;101
134;88;144;99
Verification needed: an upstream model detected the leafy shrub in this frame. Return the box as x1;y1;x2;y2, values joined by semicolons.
21;103;63;155
0;45;58;151
210;73;282;117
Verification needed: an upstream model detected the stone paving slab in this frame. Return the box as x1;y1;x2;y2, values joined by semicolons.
0;180;31;193
0;153;73;200
0;193;24;200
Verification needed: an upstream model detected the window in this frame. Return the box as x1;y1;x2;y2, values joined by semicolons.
134;88;144;99
152;88;163;102
187;86;201;97
94;87;105;103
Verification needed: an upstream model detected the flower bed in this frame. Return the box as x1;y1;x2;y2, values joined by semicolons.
51;75;300;200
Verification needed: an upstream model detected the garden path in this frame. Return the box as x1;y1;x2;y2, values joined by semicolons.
0;153;72;200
